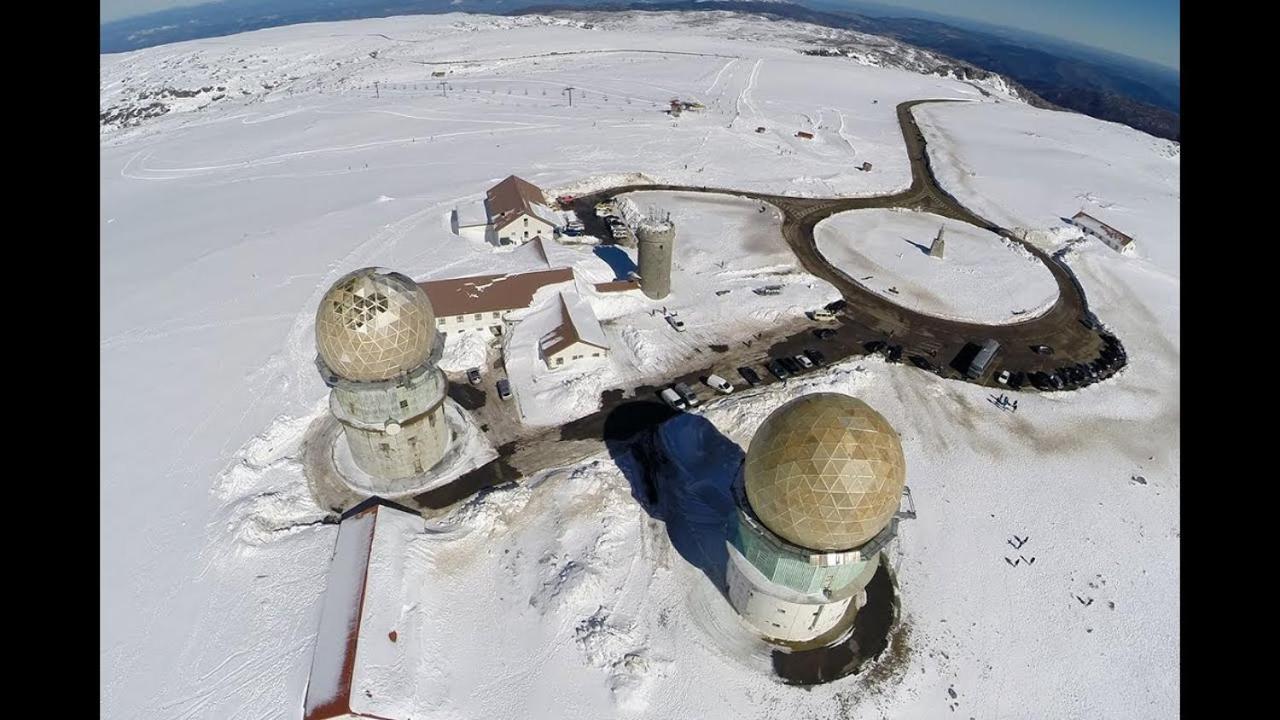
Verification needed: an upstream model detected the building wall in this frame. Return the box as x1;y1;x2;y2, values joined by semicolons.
726;552;855;642
435;311;508;337
544;341;608;369
496;213;555;246
331;367;451;482
730;508;871;596
458;223;489;243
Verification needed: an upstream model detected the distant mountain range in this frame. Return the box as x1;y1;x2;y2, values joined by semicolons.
100;0;1179;141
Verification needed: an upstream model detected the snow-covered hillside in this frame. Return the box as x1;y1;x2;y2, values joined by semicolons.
101;12;1179;720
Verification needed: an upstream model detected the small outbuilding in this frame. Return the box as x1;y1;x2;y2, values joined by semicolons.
795;131;815;140
539;291;610;369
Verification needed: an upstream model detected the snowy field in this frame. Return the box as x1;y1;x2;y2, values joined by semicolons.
814;208;1060;323
101;11;1179;720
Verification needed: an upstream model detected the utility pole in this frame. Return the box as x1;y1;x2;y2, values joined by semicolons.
564;86;575;107
438;81;450;97
374;81;379;98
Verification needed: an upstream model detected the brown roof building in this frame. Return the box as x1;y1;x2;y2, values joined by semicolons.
539;291;609;369
303;498;423;720
486;175;558;234
418;267;575;319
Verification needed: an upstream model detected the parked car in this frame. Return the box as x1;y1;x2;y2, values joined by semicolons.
738;366;762;386
885;345;903;363
705;374;734;394
660;387;687;410
864;340;888;354
803;348;826;366
808;309;837;321
780;356;802;374
825;299;848;313
673;382;701;407
1031;344;1054;355
1008;372;1026;390
562;226;583;237
794;354;814;370
665;315;686;332
767;359;791;381
813;328;837;340
496;378;512;400
996;370;1011;385
467;367;482;385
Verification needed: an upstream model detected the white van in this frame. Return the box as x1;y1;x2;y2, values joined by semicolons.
809;309;837;321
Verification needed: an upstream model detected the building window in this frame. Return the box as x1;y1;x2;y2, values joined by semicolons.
556;357;563;365
492;312;500;319
400;400;409;409
474;313;482;321
437;318;446;326
379;442;391;454
592;352;600;357
523;217;528;226
428;413;436;427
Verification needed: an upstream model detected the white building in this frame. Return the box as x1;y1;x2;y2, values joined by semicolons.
538;291;610;369
450;175;562;247
418;238;576;338
1071;211;1135;254
303;498;424;720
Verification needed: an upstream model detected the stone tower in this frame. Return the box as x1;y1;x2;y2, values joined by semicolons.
636;215;676;300
929;226;945;259
315;268;450;487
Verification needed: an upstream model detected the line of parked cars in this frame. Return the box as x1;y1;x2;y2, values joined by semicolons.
659;347;831;411
1016;332;1126;392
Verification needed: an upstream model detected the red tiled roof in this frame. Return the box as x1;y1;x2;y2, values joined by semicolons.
487;175;550;230
540;293;608;358
418;267;575;317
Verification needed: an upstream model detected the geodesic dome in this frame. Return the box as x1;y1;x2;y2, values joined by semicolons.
744;393;905;552
315;268;435;382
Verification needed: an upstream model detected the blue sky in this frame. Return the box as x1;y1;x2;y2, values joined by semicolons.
100;0;1180;70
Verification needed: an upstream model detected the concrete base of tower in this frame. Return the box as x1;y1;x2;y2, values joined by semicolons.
725;542;879;644
304;398;497;510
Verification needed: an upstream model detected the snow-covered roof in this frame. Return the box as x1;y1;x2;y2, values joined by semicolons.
419;267;575;318
539;291;609;358
528;201;563;228
455;199;489;228
303;499;425;720
1071;211;1134;247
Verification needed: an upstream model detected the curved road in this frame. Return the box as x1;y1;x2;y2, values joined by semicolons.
573;99;1124;386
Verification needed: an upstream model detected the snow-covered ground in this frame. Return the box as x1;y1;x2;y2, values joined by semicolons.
101;11;1178;720
814;208;1059;323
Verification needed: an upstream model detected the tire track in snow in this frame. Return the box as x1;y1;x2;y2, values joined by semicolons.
704;57;738;94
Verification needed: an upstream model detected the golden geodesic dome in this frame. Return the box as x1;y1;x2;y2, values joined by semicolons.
744;393;905;552
315;268;436;382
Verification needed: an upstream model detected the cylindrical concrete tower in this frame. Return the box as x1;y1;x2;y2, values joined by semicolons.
315;268;450;486
725;393;907;644
636;217;675;300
